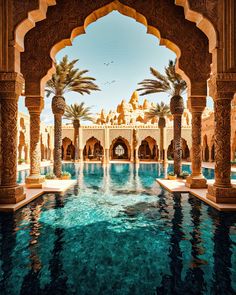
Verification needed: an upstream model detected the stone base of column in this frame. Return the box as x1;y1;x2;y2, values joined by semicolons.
0;185;26;204
25;175;45;189
207;184;236;203
186;175;207;188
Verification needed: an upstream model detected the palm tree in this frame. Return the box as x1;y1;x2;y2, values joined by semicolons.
137;60;187;176
145;102;170;163
46;55;100;177
64;103;93;160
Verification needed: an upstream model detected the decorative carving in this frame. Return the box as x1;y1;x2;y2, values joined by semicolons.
29;113;41;175
188;112;204;176
0;98;18;186
0;73;24;98
214;98;232;187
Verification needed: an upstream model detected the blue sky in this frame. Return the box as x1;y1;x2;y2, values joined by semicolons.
18;11;212;124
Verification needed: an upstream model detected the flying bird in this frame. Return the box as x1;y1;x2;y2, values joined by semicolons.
104;61;114;66
103;80;116;85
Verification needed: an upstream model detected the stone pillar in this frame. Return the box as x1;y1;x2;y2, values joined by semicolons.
79;149;83;162
25;96;45;188
0;73;26;203
133;129;139;164
104;148;110;164
186;97;207;188
206;75;236;203
207;96;236;203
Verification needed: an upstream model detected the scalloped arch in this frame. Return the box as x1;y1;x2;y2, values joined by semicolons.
41;0;190;92
15;0;56;52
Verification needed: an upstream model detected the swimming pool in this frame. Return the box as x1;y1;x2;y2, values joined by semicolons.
1;163;236;294
16;162;236;184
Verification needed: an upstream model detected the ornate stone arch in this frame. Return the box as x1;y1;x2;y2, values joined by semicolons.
19;0;212;96
82;132;105;149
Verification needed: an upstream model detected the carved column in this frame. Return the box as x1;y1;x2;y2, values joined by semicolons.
186;97;207;188
0;73;26;203
207;76;236;203
25;96;45;188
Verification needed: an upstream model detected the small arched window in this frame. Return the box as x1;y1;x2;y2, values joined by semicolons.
115;145;125;156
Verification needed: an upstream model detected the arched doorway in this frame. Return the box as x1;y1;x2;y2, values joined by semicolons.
110;137;131;161
167;138;190;161
138;136;158;161
62;137;74;160
83;137;104;161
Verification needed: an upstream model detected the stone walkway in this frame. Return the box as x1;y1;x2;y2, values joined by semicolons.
157;178;236;212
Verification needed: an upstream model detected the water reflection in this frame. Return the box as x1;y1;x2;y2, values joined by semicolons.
1;164;236;294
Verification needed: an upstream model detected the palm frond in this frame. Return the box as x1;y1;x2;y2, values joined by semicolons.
137;60;187;97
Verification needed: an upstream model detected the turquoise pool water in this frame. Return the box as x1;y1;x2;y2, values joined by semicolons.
1;163;236;294
16;162;236;184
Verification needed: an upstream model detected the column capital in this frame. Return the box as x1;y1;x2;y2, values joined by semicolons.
187;96;206;112
0;72;24;99
208;72;236;100
25;96;44;113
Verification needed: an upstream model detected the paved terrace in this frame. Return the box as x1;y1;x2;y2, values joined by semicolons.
0;180;77;212
157;179;236;212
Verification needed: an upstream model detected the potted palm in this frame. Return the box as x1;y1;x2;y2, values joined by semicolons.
138;60;187;176
145;101;170;163
168;171;177;180
61;171;71;180
18;158;25;165
45;172;57;179
64;103;93;161
45;55;100;177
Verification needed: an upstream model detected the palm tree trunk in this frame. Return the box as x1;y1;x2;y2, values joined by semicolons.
53;114;62;177
74;127;79;160
173;114;182;176
52;95;66;178
160;127;164;161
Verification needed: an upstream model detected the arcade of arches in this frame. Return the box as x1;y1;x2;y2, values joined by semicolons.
1;0;236;205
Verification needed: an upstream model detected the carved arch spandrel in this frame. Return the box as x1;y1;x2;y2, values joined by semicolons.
20;0;211;96
175;0;218;52
14;0;57;52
